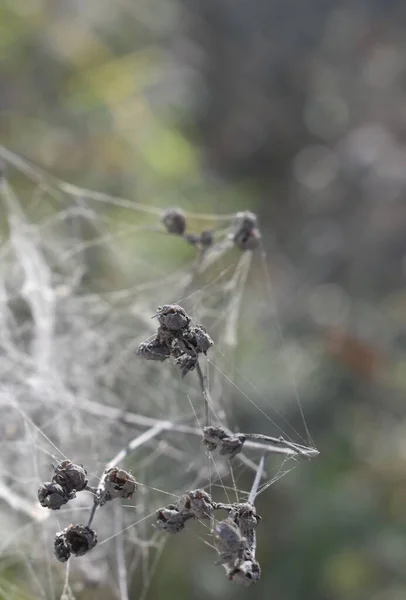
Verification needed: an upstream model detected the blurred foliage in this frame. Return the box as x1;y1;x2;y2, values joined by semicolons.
2;1;406;600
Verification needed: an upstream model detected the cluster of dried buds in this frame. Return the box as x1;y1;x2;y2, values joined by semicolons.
156;489;214;533
38;461;137;562
156;489;261;585
161;207;262;253
137;304;213;377
161;208;214;251
38;460;88;510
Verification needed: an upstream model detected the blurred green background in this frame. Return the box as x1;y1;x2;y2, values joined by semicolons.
2;1;406;599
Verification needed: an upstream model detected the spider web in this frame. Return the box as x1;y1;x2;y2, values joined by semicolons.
0;146;317;600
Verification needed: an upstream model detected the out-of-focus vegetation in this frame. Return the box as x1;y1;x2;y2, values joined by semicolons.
2;1;406;599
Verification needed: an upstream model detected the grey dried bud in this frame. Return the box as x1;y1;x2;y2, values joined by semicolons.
203;425;228;451
162;208;186;235
232;210;261;251
103;467;137;502
53;460;88;494
63;524;98;557
186;325;213;354
226;557;261;585
137;336;171;361
200;230;214;248
178;489;214;520
54;531;71;562
202;426;245;459
231;503;260;537
175;353;198;377
156;304;190;331
156;506;191;533
214;518;247;564
220;435;245;458
38;482;75;510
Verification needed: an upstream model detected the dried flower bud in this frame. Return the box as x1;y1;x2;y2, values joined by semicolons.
162;208;186;235
156;506;191;533
220;435;245;459
156;305;190;331
52;460;88;493
214;518;247;564
103;467;137;502
226;557;261;584
54;531;71;562
203;426;228;451
38;482;75;510
200;230;213;248
137;337;171;361
232;211;261;251
186;325;213;354
63;524;98;557
231;503;260;538
178;489;214;520
175;353;198;377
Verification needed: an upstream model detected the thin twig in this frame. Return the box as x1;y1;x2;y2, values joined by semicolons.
196;361;210;427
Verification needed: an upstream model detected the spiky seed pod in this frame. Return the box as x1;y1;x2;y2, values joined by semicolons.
232;210;261;251
62;524;98;557
38;482;75;510
202;426;245;458
156;304;190;331
178;489;214;520
54;531;71;562
161;208;186;235
103;467;138;502
52;460;88;493
137;337;171;361
231;503;260;537
156;506;191;533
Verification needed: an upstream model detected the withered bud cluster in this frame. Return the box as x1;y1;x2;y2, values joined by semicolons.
137;305;213;377
203;425;246;459
156;489;214;533
232;211;261;251
99;467;138;505
38;460;137;563
54;524;97;562
162;208;214;250
38;460;88;510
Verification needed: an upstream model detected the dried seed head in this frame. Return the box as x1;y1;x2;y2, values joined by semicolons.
54;531;71;562
200;230;214;248
232;210;261;251
178;489;214;520
231;503;260;537
53;460;88;493
203;425;228;451
220;435;245;459
186;325;213;354
38;482;75;510
156;506;190;533
175;353;198;377
226;557;261;585
156;304;190;331
103;467;138;502
162;208;186;235
214;518;247;564
137;337;171;361
202;426;245;458
63;524;98;557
